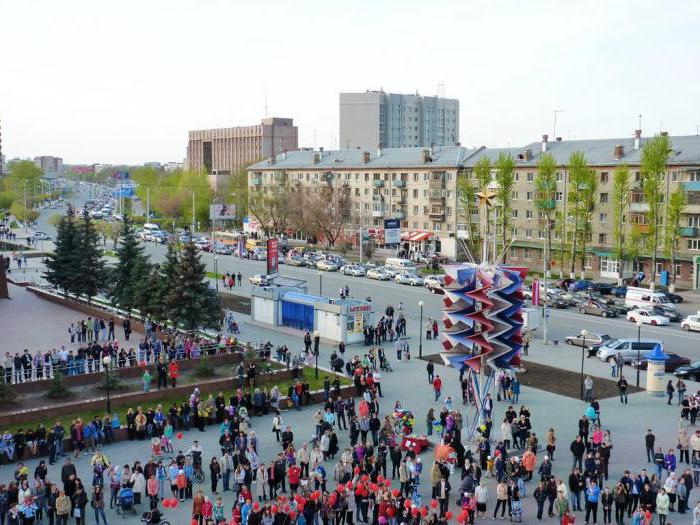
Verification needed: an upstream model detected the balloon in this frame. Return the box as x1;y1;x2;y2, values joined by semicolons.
383;479;391;488
283;505;290;513
377;476;384;483
289;511;296;520
430;500;438;509
445;512;453;520
391;489;400;498
420;508;428;517
191;520;198;525
386;507;396;517
163;499;170;508
253;503;260;511
271;506;278;514
298;503;305;512
411;508;419;517
170;498;178;508
336;485;344;493
354;467;360;474
176;432;183;439
404;499;411;509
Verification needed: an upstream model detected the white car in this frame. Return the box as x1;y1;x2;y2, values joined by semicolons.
33;231;52;241
249;274;269;286
424;275;445;294
317;260;339;272
681;314;700;332
367;268;390;280
379;266;399;278
341;265;366;277
395;273;425;286
626;308;670;326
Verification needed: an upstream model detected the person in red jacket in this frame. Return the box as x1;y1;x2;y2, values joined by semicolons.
168;360;178;388
287;464;301;494
201;495;213;522
433;375;442;402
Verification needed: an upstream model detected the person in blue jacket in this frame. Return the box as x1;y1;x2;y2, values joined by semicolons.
585;479;600;524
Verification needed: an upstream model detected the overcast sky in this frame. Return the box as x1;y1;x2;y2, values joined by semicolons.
2;0;699;165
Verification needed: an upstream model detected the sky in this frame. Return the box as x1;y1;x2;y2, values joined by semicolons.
1;0;700;165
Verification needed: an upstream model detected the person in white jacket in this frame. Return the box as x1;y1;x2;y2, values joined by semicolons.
130;469;146;506
501;418;513;450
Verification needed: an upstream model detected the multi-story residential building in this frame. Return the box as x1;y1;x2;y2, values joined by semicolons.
339;90;459;150
33;156;64;179
248;132;700;289
186;117;298;190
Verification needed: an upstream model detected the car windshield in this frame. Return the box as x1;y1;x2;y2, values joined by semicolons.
658;296;671;304
691;361;700;368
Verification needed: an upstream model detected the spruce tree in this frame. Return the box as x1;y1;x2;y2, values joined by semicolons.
108;216;151;313
76;210;106;302
44;206;80;295
164;240;221;331
133;263;163;322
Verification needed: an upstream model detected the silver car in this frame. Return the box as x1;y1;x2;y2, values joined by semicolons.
395;272;425;286
342;265;366;277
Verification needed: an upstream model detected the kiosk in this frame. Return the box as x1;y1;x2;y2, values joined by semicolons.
645;344;668;395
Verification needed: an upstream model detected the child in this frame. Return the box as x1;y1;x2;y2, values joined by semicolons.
485;456;494;477
151;437;161;459
444;396;453;411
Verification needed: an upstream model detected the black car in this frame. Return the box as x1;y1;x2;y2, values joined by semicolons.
588;282;613;295
674;361;700;381
634;353;690;372
649;305;682;322
656;286;683;304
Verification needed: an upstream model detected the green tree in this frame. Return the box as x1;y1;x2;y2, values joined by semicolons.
611;165;631;283
641;134;671;286
664;186;685;287
44;207;81;295
76;210;105;302
9;202;39;226
535;153;558;276
108;216;151;313
473;156;492;241
456;169;479;259
567;152;596;276
133;264;164;321
0;192;15;211
164;241;221;331
494;153;515;263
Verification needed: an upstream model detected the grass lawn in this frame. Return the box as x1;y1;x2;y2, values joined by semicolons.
5;366;350;433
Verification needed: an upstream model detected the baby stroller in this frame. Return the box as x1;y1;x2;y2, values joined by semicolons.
330;355;344;374
141;509;170;525
117;487;136;517
379;355;393;372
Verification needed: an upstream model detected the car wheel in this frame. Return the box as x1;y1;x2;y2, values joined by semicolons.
579;308;586;314
601;311;608;318
682;324;690;331
430;288;436;294
565;338;573;345
629;317;636;323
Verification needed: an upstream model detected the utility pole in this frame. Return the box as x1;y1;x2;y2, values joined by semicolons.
191;192;196;233
146;187;150;220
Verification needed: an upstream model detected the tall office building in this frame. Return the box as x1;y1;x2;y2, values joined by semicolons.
33;156;64;179
186;117;298;189
339;90;460;150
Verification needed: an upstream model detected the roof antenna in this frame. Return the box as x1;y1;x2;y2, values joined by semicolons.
638;114;642;132
552;109;564;141
264;87;268;117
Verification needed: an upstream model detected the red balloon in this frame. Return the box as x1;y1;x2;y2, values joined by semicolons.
404;499;411;509
383;479;391;488
386;507;396;517
289;511;296;520
191;520;198;525
391;489;400;498
354;467;360;474
336;485;344;493
361;474;369;482
271;506;278;514
377;476;385;483
420;508;428;517
411;508;419;517
283;505;290;513
298;503;305;512
163;499;170;508
445;512;453;520
253;503;260;511
430;500;438;509
346;482;354;490
176;432;183;439
369;483;377;492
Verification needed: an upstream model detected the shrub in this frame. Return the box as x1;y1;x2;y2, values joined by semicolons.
0;381;17;404
195;354;215;378
96;370;126;391
47;373;71;399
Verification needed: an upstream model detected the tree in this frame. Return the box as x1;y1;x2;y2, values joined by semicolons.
108;216;151;313
44;207;81;295
164;241;221;331
133;264;164;321
664;186;685;287
641;134;671;286
611;165;631;284
473;156;493;241
76;210;106;302
456;169;479;259
9;202;39;226
567;152;596;276
298;187;352;247
535;153;557;276
494;153;515;263
248;187;295;238
0;192;15;211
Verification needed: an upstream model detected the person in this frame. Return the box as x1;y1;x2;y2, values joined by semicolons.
617;376;628;404
667;380;675;405
585;479;600;524
645;429;655;463
426;361;434;383
91;485;107;525
656;488;669;525
601;485;613;525
584;376;594;402
55;490;71;525
432;375;442;402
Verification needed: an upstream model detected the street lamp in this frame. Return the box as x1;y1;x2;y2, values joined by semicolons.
313;331;320;378
214;255;219;293
636;320;642;387
102;355;112;414
418;300;424;359
318;271;323;296
579;329;588;400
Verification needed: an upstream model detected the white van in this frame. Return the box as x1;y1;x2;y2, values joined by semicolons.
385;257;416;271
625;287;676;310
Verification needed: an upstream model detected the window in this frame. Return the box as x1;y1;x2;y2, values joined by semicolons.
633;260;644;273
598;233;607;244
365;173;369;181
523;248;531;259
511;209;518;219
600;193;608;203
671;171;679;182
511;227;518;237
688;216;700;227
600;258;620;274
599;213;607;223
511;191;519;200
413;173;419;181
526;210;533;219
634;171;641;182
688;239;700;251
413;189;418;198
600;172;609;183
433;222;442;231
509;247;516;258
526;172;534;182
584;256;593;270
446;207;452;215
525;228;533;238
412;222;418;228
537;229;544;239
526;191;533;201
413;206;419;214
556;172;563;182
354;188;360;196
514;173;520;181
555;192;563;201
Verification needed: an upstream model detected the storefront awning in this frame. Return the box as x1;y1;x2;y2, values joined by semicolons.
400;230;434;242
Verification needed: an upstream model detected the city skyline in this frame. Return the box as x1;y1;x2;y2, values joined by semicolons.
1;0;700;164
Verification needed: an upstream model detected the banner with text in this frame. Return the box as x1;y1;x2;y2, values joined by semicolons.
384;218;401;245
266;238;279;278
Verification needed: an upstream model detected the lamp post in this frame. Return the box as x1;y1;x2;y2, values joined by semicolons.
579;329;587;400
636;320;642;387
313;331;320;378
214;255;219;293
418;300;424;359
102;355;112;414
318;271;323;296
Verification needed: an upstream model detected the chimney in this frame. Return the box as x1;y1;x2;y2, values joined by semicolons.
282;149;287;161
524;149;532;161
614;144;624;160
313;152;320;164
541;134;549;153
634;129;642;150
363;151;370;164
319;147;324;155
377;148;382;158
421;148;432;164
269;154;276;165
660;131;668;137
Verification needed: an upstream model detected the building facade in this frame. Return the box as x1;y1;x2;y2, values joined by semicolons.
339;91;459;150
248;132;700;289
33;156;64;179
186;117;298;189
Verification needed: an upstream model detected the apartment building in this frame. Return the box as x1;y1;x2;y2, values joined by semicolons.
33;156;64;179
339;90;459;150
248;146;479;258
248;132;700;289
186;117;298;189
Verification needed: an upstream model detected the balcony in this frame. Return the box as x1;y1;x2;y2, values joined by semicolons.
250;176;262;186
372;180;385;188
630;180;642;189
632;224;650;234
371;209;384;218
629;202;650;212
391;211;406;220
428;207;445;219
322;172;334;181
392;180;406;188
429;179;445;190
680;226;699;237
682;181;700;191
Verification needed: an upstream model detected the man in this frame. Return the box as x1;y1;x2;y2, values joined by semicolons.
281;426;294;451
156;360;167;389
570;437;585;471
432;375;442;402
426;361;435;383
584;376;594;402
653;447;665;478
483;394;493;419
304;332;312;353
3;352;13;384
123;317;131;341
435;476;451;514
617;376;629;404
568;467;584;512
584;478;600;524
645;430;656;463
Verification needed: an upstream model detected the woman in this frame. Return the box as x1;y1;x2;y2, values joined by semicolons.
601;485;613;525
210;457;221;494
130;466;146;507
147;474;159;510
192;490;204;525
613;482;628;525
90;485;107;525
501;418;513;450
656;488;669;525
666;380;675;405
546;428;556;460
426;408;435;437
255;463;268;501
678;427;691;464
71;484;88;525
55;490;71;525
46;483;59;525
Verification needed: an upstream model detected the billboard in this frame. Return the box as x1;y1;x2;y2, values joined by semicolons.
210;204;237;220
266;238;279;278
384;218;401;245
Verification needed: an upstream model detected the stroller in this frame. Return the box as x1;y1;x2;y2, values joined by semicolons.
379;354;393;372
117;487;136;517
330;354;344;373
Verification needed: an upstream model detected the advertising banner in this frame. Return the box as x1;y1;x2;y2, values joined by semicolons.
531;280;539;306
210;204;237;220
266;238;279;278
384;218;401;245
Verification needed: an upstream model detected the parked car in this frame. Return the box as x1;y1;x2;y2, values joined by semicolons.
564;333;612;355
251;250;267;261
214;244;232;255
367;268;391;280
611;286;627;298
341;264;366;277
633;353;691;372
596;338;663;362
568;280;594;292
674;361;700;381
681;314;700;332
626;308;670;326
395;272;425;286
286;256;306;267
546;296;570;309
578;300;618;318
33;231;51;241
424;275;445;294
648;305;682;322
249;274;269;286
379;266;399;278
588;282;614;294
317;260;339;272
656;286;684;304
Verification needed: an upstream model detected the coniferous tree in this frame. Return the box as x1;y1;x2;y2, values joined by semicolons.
108;216;151;313
164;240;221;331
133;263;163;322
76;210;105;302
44;206;80;295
